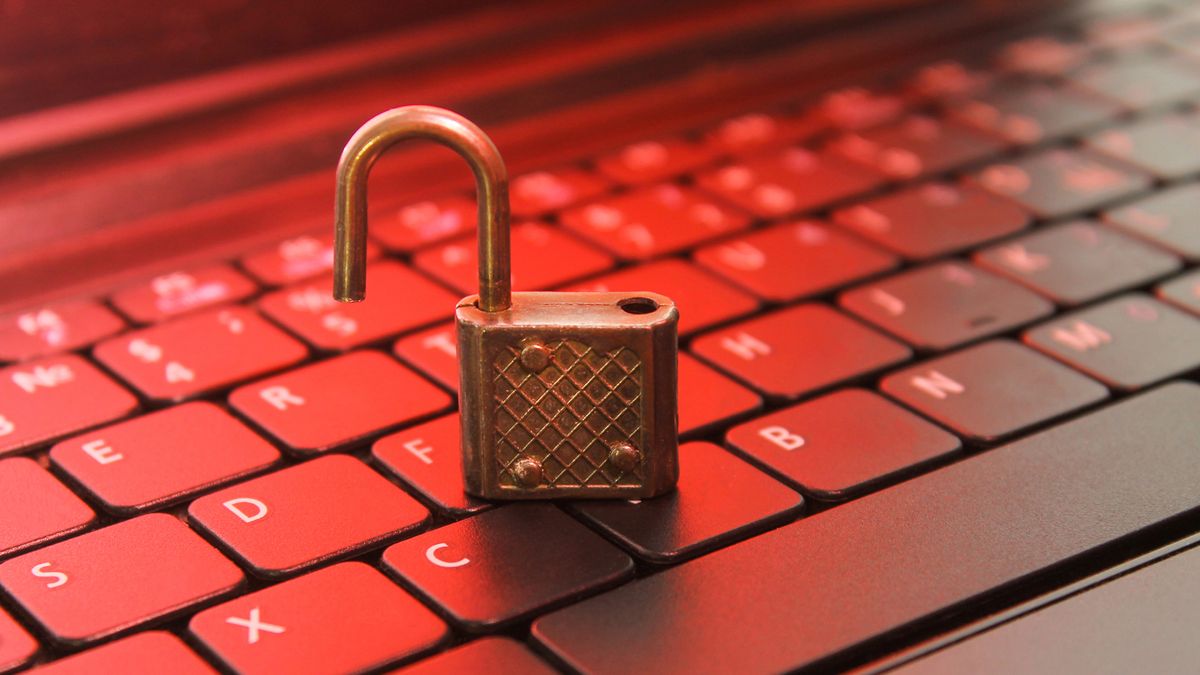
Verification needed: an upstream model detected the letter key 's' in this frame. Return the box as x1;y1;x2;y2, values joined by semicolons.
333;106;679;499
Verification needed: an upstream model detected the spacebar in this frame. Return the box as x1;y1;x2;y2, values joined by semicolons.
533;382;1200;675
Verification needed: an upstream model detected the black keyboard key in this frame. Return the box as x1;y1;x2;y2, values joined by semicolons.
833;182;1029;260
691;304;911;400
532;382;1200;674
827;115;1002;180
1070;53;1200;109
892;543;1200;674
1104;183;1200;261
1084;111;1200;180
973;220;1181;305
840;262;1053;351
881;340;1107;443
1025;294;1200;391
695;148;882;218
974;148;1152;220
1158;270;1200;316
381;505;633;632
395;637;557;675
725;388;960;501
567;442;804;564
949;82;1120;145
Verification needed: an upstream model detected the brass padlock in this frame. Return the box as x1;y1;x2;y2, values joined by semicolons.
333;105;679;500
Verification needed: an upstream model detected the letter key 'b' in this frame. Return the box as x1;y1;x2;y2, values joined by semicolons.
333;106;679;499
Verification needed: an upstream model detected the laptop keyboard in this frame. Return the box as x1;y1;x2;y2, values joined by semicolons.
3;2;1200;672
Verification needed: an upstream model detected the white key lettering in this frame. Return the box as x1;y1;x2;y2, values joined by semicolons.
226;607;286;644
224;498;269;523
425;543;470;568
82;439;123;465
31;563;68;589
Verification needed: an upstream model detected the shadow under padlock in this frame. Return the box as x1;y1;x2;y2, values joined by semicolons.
332;105;679;500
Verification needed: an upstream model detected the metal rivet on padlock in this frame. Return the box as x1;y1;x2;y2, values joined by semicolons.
333;105;679;500
519;340;552;372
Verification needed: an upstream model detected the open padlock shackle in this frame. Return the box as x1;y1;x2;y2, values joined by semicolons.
334;105;512;312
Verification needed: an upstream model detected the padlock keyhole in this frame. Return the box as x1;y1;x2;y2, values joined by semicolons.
618;297;659;315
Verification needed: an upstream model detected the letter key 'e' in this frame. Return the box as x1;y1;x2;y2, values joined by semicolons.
333;105;679;499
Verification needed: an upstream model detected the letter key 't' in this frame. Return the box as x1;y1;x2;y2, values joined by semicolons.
333;106;679;499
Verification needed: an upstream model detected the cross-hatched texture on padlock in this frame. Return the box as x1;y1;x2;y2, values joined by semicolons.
494;339;644;488
333;105;678;500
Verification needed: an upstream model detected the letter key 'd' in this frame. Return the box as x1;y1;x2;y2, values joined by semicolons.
333;106;679;499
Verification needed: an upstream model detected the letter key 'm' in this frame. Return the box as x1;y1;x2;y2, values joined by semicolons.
333;105;679;499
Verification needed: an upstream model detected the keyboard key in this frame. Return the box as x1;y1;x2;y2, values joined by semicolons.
1104;183;1200;261
394;637;556;675
949;82;1120;145
414;222;613;294
560;184;750;260
974;221;1181;305
594;137;716;185
0;457;95;557
725;388;960;501
891;544;1200;675
1084;111;1200;180
229;351;450;454
564;259;758;335
35;632;215;675
695;148;882;219
94;307;307;402
0;354;138;456
833;182;1029;260
568;442;803;564
110;266;256;324
241;232;382;286
373;414;491;517
190;562;447;675
381;505;634;632
258;261;457;351
694;220;897;302
0;607;36;673
840;262;1053;351
509;168;610;217
907;60;991;101
188;454;428;577
0;513;242;646
703;111;824;156
50;402;280;514
0;301;124;363
370;195;476;253
678;353;761;437
974;148;1152;220
532;382;1200;674
1024;294;1200;391
828;116;1003;180
1158;269;1200;316
994;36;1087;76
1070;54;1200;109
393;323;459;392
881;340;1108;443
811;87;906;132
691;304;910;400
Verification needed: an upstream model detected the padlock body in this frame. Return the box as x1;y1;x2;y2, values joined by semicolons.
456;291;678;499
